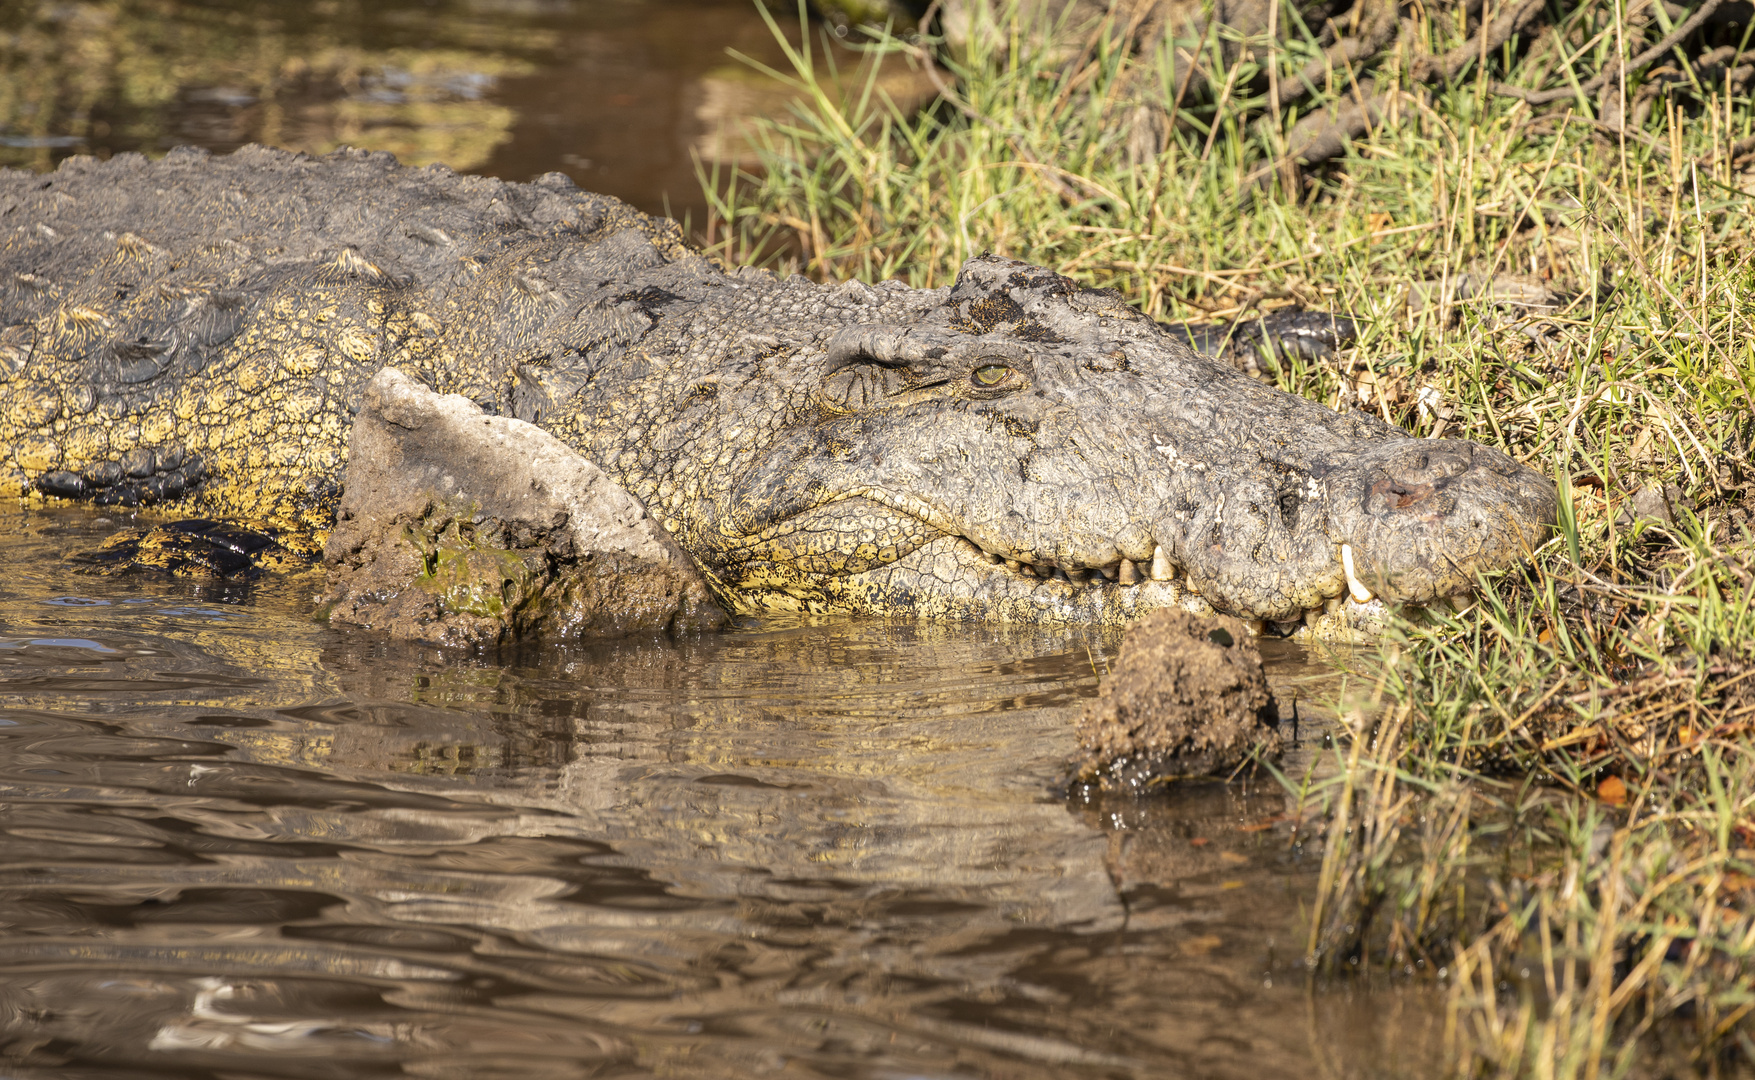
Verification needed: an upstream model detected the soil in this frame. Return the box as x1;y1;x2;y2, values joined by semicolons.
1073;608;1283;791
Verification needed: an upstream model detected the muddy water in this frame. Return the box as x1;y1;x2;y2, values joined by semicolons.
0;0;908;228
0;508;1440;1077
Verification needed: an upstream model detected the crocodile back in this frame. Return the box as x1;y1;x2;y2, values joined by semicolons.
0;144;691;530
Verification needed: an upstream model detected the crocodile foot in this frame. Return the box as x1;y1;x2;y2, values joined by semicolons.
69;519;308;579
1167;309;1360;374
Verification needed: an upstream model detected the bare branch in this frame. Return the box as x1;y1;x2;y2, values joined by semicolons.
1241;80;1388;187
1284;81;1387;164
1413;0;1549;83
1274;0;1400;110
1491;0;1729;103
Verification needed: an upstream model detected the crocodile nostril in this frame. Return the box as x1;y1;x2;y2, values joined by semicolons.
1372;477;1436;510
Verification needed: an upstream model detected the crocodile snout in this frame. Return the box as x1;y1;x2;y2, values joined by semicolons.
1328;439;1557;605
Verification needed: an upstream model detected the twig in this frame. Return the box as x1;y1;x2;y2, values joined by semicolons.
1165;15;1217;136
1491;0;1729;104
1275;0;1401;109
1091;220;1438;292
1048;6;1126;117
1201;56;1247;163
1414;0;1548;83
971;159;1122;203
1585;116;1671;157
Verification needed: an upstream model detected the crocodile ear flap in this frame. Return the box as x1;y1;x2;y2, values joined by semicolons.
821;326;910;375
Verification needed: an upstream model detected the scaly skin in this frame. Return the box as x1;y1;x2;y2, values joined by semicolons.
0;145;1557;630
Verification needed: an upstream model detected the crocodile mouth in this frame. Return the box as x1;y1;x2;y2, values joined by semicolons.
728;496;1463;637
926;533;1467;637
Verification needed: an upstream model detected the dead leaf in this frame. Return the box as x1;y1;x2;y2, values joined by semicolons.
1180;934;1224;956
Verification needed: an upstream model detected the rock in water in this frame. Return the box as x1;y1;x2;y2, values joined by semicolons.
1074;609;1282;791
319;368;727;646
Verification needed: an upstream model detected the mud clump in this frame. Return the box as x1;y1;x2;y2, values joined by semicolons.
319;368;727;647
1074;609;1282;791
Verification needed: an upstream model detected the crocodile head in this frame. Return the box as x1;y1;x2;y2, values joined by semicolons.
698;255;1556;634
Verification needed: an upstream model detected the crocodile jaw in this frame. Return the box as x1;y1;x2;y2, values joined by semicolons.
712;389;1556;627
727;534;1405;638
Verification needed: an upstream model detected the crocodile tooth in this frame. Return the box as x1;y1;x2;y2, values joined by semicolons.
1065;567;1089;584
1118;559;1141;585
1097;564;1118;582
1304;607;1323;627
1324;595;1344;616
1004;559;1021;573
1444;592;1476;614
1242;619;1265;637
1034;564;1053;578
1053;567;1072;583
1272;619;1302;637
1340;543;1374;604
982;550;1001;564
1149;546;1175;581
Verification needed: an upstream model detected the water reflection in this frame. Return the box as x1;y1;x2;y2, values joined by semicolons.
0;0;933;225
0;0;543;171
0;508;1439;1077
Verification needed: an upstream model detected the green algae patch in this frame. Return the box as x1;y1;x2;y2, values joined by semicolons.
414;523;530;621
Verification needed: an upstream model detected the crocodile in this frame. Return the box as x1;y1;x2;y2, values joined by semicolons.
0;145;1556;633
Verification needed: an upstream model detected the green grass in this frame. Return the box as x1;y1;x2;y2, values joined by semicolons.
701;1;1755;1074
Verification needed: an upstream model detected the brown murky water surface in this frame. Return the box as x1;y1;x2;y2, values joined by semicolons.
0;510;1444;1078
0;0;904;228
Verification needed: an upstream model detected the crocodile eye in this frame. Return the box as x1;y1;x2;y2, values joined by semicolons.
971;363;1014;388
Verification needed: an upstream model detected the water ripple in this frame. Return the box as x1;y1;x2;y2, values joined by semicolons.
0;507;1434;1079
